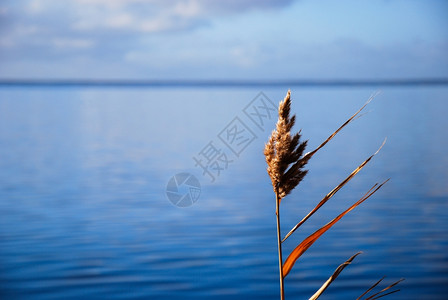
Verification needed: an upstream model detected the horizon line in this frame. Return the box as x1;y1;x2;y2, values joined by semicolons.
1;78;447;88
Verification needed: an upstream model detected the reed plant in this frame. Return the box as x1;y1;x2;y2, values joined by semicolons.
264;90;403;299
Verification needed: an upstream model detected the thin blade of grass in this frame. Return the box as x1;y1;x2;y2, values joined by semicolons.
369;289;401;300
356;277;385;300
365;279;405;300
282;139;386;243
282;179;389;277
302;92;379;162
309;252;362;300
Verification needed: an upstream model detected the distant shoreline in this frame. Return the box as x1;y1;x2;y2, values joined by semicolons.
0;78;447;88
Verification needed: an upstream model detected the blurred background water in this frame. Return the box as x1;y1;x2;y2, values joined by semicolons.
0;85;447;299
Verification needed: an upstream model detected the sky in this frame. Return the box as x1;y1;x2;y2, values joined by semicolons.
0;0;447;80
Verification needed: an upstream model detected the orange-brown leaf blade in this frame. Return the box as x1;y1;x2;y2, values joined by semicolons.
282;180;389;277
282;139;386;242
309;252;362;300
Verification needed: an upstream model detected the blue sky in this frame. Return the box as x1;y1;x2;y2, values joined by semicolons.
0;0;447;80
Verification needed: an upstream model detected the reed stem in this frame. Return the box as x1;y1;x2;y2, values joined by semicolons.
275;186;285;300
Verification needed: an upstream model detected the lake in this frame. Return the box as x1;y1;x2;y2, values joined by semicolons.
0;85;447;299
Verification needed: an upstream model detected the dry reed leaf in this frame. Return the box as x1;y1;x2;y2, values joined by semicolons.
363;278;405;300
356;277;386;300
282;179;389;277
309;252;362;300
282;139;386;242
368;290;401;300
301;91;379;162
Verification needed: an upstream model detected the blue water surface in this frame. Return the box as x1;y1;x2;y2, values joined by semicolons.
0;86;447;299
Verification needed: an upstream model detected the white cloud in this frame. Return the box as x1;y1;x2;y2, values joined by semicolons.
139;18;172;33
0;6;8;15
52;38;94;49
14;24;40;35
27;0;45;14
172;0;202;18
0;37;14;48
73;0;152;9
106;13;133;29
68;0;293;32
230;46;263;68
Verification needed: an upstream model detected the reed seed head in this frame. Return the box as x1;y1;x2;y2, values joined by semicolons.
264;90;308;199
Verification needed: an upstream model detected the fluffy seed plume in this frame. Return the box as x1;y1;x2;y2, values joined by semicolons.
264;90;308;199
